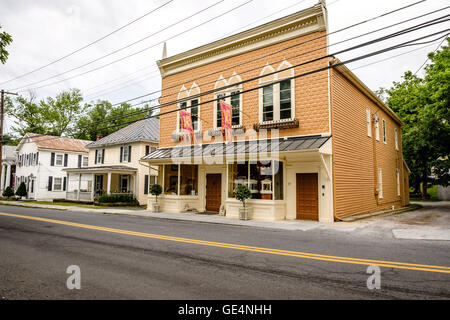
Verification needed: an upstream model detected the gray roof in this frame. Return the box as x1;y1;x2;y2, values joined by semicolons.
63;165;137;172
87;118;159;148
2;145;16;160
142;135;330;161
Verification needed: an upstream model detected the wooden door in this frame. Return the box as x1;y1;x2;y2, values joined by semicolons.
296;173;319;220
206;174;221;212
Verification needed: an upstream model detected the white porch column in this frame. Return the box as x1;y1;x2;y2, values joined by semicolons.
0;164;5;191
90;174;95;201
6;164;11;188
77;173;81;200
107;172;112;194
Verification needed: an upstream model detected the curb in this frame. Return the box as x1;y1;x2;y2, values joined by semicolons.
339;204;422;222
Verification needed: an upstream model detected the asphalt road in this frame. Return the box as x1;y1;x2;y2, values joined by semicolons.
0;205;449;300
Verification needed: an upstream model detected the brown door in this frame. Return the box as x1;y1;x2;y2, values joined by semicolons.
206;174;221;212
296;173;319;221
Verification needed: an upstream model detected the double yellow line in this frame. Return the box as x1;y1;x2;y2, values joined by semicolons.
1;212;450;274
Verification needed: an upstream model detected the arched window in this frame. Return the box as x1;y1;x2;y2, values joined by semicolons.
258;61;295;123
214;73;243;129
177;84;201;132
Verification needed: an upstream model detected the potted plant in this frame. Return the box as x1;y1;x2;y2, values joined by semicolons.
236;184;251;220
150;184;162;212
15;182;27;200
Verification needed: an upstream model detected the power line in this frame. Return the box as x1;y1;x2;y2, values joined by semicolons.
11;0;253;93
0;0;174;86
88;9;449;127
413;36;447;75
16;29;448;146
108;0;439;108
62;16;450;133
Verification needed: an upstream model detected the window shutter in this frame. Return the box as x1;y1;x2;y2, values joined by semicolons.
144;175;149;195
78;155;82;168
120;147;123;163
64;154;68;167
36;152;39;165
146;146;150;155
102;149;105;164
128;146;131;162
63;177;67;191
50;153;55;166
48;176;53;191
95;150;98;164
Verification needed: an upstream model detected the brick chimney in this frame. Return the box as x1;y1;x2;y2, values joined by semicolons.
96;134;103;141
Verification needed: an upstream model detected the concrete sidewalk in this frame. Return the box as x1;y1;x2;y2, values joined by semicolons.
1;200;448;240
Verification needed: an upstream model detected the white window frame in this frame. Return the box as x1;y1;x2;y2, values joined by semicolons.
213;74;243;130
177;83;202;133
374;114;380;141
55;154;64;166
396;168;401;196
82;156;89;167
382;119;387;144
366;107;372;137
122;146;130;162
53;177;63;191
378;168;383;199
394;128;399;150
258;61;295;125
96;149;104;164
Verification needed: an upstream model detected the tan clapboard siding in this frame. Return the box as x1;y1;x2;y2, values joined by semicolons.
331;69;405;219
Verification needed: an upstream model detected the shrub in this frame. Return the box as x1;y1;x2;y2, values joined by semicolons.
235;184;251;208
2;186;14;198
15;182;27;198
150;184;162;203
98;194;138;205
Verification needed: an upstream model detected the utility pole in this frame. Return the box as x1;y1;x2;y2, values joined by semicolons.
0;89;18;192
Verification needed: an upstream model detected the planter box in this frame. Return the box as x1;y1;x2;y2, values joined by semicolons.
151;202;160;213
239;207;252;220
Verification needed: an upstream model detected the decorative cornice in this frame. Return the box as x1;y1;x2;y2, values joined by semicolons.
158;4;326;77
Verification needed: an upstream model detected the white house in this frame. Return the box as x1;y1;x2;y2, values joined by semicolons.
63;118;159;205
15;133;91;200
0;145;17;193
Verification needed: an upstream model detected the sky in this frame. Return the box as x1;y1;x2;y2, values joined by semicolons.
0;0;448;135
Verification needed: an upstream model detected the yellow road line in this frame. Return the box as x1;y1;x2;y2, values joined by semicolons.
1;212;449;274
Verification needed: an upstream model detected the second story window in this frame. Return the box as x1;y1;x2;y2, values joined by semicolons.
214;74;242;129
382;119;387;144
95;149;105;164
366;108;372;137
259;61;294;124
395;128;399;150
82;156;89;167
177;83;201;133
120;146;131;163
55;154;63;166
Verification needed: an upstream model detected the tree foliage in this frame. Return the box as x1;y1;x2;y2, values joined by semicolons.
382;38;450;198
0;25;12;64
15;182;27;198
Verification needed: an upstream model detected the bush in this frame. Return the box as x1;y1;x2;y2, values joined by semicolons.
235;184;251;208
2;186;14;198
98;194;138;205
15;182;27;198
150;184;162;203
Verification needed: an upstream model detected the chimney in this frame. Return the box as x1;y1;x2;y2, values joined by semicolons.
96;134;103;141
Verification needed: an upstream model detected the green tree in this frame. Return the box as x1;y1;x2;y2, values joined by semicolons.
2;186;14;198
40;88;85;136
384;38;450;199
4;92;47;137
15;182;27;199
0;25;12;64
74;100;149;140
